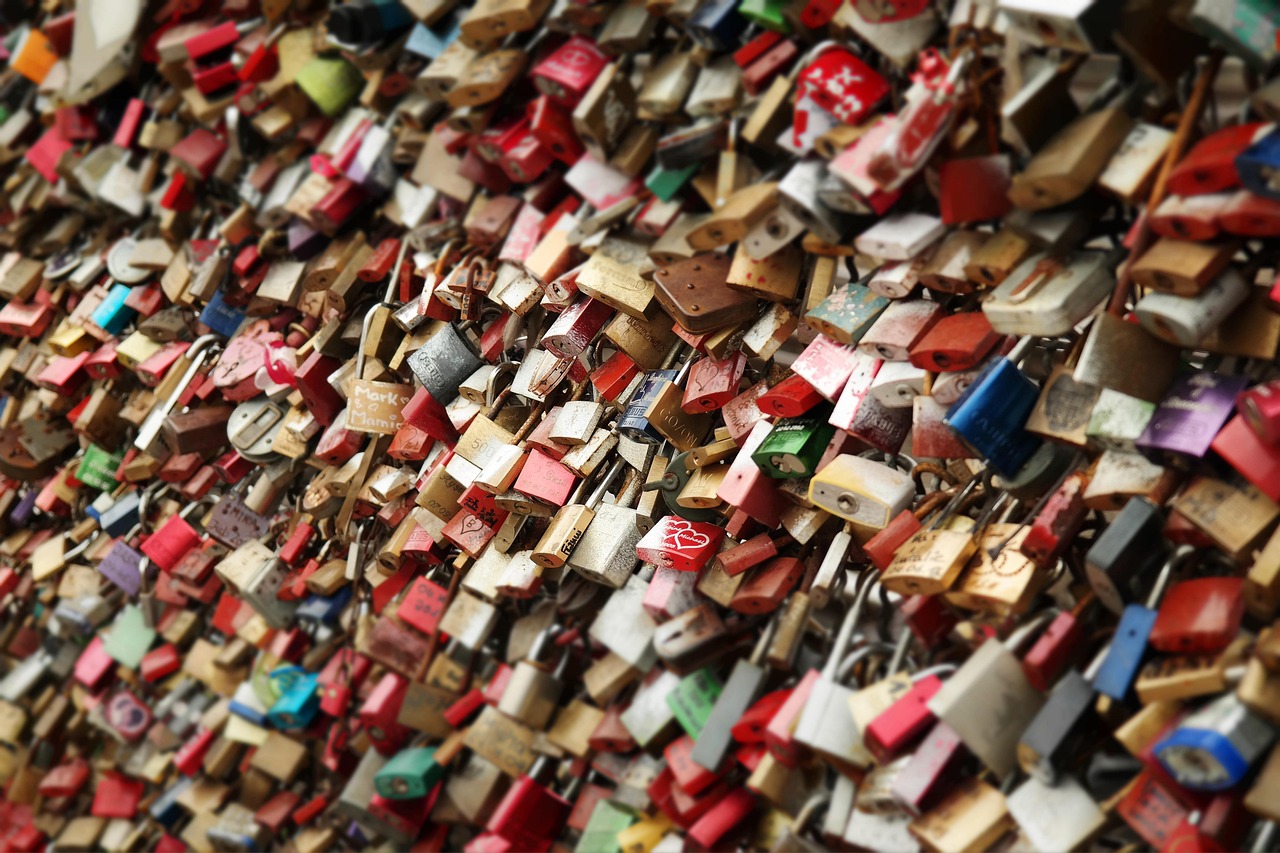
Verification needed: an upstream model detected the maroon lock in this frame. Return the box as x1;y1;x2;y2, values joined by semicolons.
543;297;613;359
528;95;585;165
683;352;747;413
294;351;345;427
890;721;971;815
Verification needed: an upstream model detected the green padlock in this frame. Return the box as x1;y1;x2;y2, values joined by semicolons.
738;0;791;32
575;799;635;853
295;55;365;117
646;164;699;203
751;414;836;479
374;747;445;800
76;444;123;492
666;667;723;738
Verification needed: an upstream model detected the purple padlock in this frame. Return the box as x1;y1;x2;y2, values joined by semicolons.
9;490;37;527
98;541;145;598
1136;371;1249;461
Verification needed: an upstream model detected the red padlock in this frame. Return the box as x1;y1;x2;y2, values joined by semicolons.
797;47;889;125
1148;578;1244;655
863;674;945;764
1166;123;1269;197
1239;380;1280;445
683;352;747;413
532;37;609;106
484;761;571;853
908;311;1002;373
756;373;824;418
141;508;204;573
635;515;726;572
359;672;413;755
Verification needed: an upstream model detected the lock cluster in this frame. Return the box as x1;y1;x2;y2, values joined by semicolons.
5;0;1280;850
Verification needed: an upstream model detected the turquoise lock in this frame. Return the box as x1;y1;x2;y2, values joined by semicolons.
266;669;319;730
89;283;137;337
374;746;445;799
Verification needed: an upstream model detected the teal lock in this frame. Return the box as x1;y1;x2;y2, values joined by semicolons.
374;746;445;799
646;164;699;203
738;0;791;31
752;414;836;479
76;444;124;492
666;667;723;738
266;672;319;730
89;283;137;337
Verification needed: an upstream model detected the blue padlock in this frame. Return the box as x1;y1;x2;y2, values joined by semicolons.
229;681;271;726
1092;547;1187;702
149;778;193;828
943;342;1042;477
296;586;353;624
617;368;679;444
1235;127;1280;201
198;288;248;338
403;16;460;61
98;490;142;537
686;0;748;51
89;283;137;336
1154;693;1276;791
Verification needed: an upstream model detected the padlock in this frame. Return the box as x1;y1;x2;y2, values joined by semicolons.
808;453;913;536
790;577;883;773
943;340;1042;477
926;611;1056;777
1135;267;1250;347
1155;693;1275;792
1092;547;1190;702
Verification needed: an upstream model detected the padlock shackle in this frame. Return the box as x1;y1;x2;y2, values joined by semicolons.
134;333;225;452
824;573;875;679
1004;608;1059;654
586;458;627;509
1146;544;1194;609
355;302;396;379
925;476;980;531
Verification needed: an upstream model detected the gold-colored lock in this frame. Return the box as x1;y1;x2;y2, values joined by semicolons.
948;525;1045;615
418;40;479;102
909;778;1014;853
576;236;655;320
638;52;698;118
1172;477;1279;563
572;63;636;162
1008;106;1133;211
881;520;977;597
458;0;549;46
447;50;527;109
1128;238;1237;297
